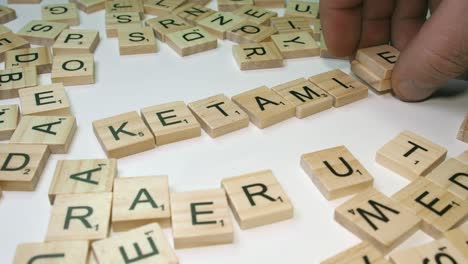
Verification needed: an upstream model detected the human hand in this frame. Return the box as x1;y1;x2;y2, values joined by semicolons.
320;0;468;101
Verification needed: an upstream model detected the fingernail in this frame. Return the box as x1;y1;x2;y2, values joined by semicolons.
393;79;438;102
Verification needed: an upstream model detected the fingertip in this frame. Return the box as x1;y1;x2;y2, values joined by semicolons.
392;76;438;102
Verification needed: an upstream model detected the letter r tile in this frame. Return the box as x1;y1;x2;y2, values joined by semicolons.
46;192;112;241
301;145;374;200
221;170;293;229
170;189;233;249
93;111;155;159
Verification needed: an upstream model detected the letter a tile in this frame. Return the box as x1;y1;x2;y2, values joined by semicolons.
92;223;178;264
392;177;468;238
112;176;171;231
171;189;234;249
301;145;374;200
93;111;155;159
48;159;117;204
232;86;295;128
46;192;112;241
335;187;421;253
10;115;76;154
0;144;50;191
221;170;293;229
13;240;89;264
376;130;447;180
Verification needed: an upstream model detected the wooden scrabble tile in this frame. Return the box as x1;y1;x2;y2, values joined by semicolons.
13;240;89;264
8;0;41;3
426;158;468;200
457;115;467;143
141;101;201;145
93;111;155;159
392;177;468;238
231;86;294;128
188;94;249;138
271;31;319;59
5;47;53;74
92;223;178;264
172;3;216;25
171;188;234;249
222;170;293;229
270;16;311;34
356;45;400;80
17;20;68;46
144;0;185;16
301;146;374;200
272;78;332;118
52;30;100;55
311;19;321;41
457;151;468;164
166;26;217;56
309;69;368;107
233;5;277;25
217;0;253;12
351;60;391;93
42;3;80;26
321;242;388;264
118;27;158;55
19;83;72;116
0;144;49;191
197;12;246;39
389;238;466;264
0;24;10;35
71;0;105;14
51;54;95;86
49;159;117;204
0;32;30;62
232;42;283;70
284;1;319;24
105;12;142;38
227;21;276;43
376;130;448;180
335;187;421;253
105;0;144;16
0;5;17;24
112;176;171;231
254;0;284;8
146;15;192;42
46;192;112;241
0;104;20;140
444;221;468;259
10;116;76;154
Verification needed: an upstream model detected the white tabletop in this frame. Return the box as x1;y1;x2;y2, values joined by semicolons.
1;1;467;263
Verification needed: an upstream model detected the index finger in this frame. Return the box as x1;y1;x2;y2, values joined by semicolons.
320;0;363;57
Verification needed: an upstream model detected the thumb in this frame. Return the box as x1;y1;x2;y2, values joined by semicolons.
392;0;468;102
